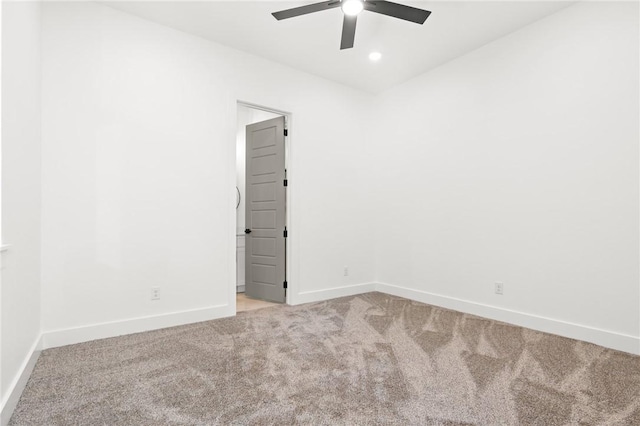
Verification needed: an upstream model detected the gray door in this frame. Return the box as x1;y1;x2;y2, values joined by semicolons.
245;116;286;303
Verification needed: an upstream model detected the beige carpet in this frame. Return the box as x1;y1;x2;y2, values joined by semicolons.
9;292;640;425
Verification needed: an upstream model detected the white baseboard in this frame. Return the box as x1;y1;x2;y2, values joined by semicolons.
375;282;640;355
1;336;42;426
294;282;377;305
41;304;234;350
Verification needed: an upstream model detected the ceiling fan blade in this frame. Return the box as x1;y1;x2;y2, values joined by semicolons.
272;1;341;20
340;15;357;50
364;1;431;24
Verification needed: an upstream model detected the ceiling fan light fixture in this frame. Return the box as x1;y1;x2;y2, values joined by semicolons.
342;0;364;16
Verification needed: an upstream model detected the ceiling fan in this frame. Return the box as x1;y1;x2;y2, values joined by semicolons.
272;0;432;50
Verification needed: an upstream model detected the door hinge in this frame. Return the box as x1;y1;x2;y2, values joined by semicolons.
283;228;288;238
283;281;288;289
283;179;288;187
284;129;288;137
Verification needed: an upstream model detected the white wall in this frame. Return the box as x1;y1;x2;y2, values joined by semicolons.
18;0;640;357
1;0;42;413
371;1;639;353
40;2;376;346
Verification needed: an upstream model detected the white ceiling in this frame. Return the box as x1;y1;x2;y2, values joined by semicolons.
103;1;574;93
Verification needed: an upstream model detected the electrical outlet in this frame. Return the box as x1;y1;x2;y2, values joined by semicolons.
344;266;349;277
494;282;504;295
151;287;161;300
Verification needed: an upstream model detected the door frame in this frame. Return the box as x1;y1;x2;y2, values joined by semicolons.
234;100;293;308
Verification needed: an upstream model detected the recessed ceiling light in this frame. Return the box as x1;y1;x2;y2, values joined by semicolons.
342;0;364;16
369;51;382;62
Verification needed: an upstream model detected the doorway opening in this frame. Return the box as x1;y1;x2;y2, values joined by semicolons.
235;102;290;313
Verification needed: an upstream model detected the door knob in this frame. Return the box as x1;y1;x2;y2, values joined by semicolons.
244;229;252;234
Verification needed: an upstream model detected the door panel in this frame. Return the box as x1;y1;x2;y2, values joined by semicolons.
245;116;286;303
252;182;276;202
251;211;276;229
251;154;278;175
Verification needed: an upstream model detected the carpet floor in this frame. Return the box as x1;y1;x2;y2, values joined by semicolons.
9;292;640;425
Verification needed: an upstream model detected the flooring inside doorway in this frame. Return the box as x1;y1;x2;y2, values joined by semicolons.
236;293;279;312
